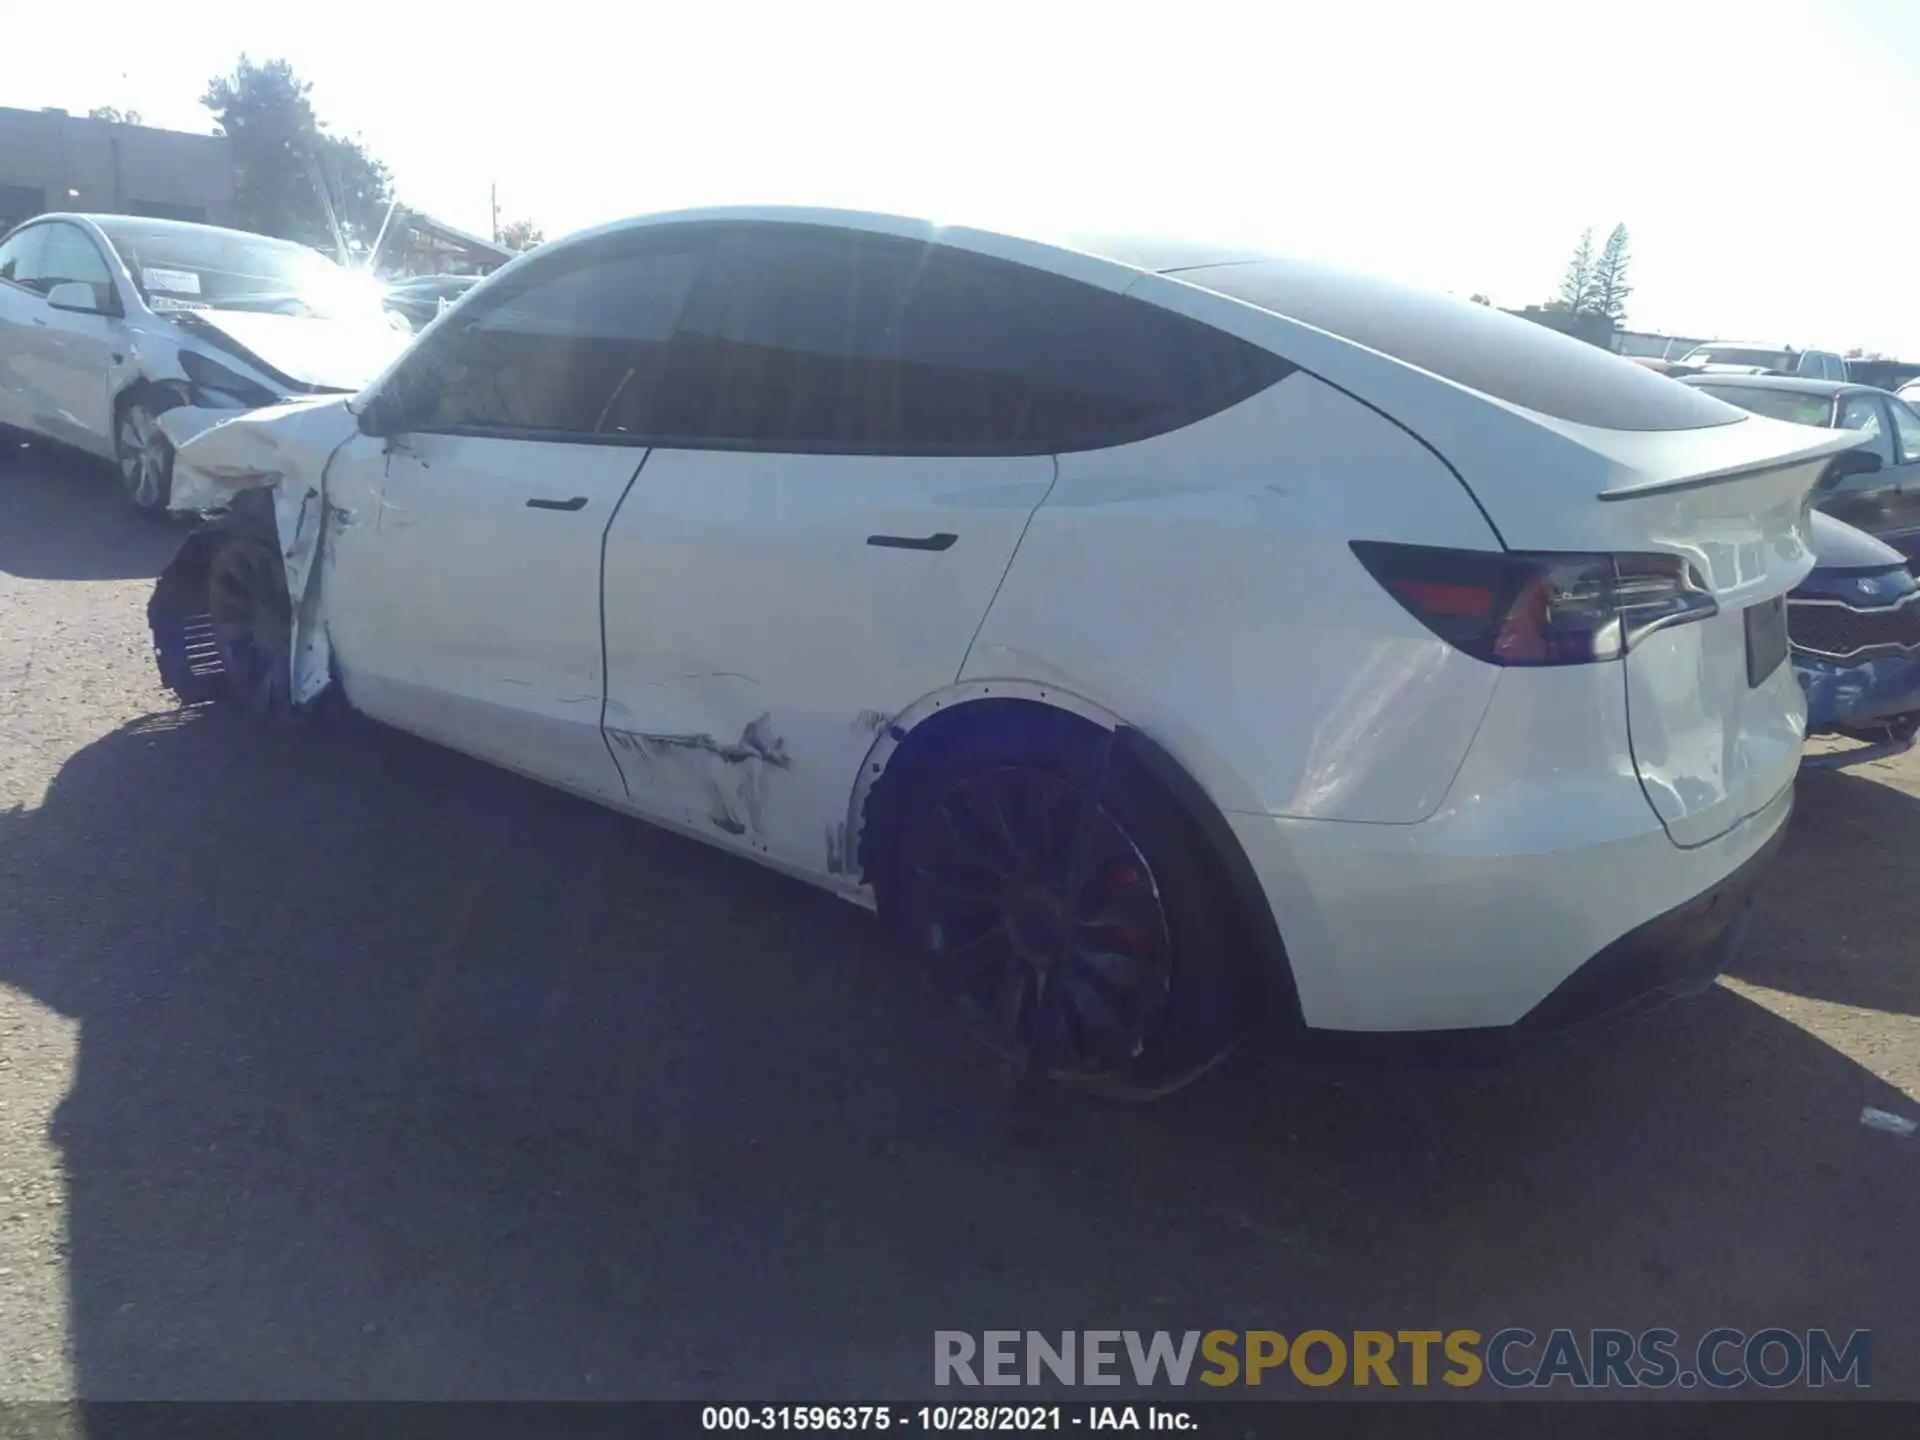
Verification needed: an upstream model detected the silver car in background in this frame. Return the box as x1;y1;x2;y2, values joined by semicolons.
0;214;409;512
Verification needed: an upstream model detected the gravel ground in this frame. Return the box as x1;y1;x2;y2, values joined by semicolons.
1;439;1916;1402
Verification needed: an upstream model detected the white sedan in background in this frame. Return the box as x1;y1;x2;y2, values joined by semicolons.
0;213;408;512
147;207;1855;1096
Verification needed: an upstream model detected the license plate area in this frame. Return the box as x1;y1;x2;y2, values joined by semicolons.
1746;594;1789;687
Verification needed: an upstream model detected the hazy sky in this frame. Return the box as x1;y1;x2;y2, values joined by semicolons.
7;0;1919;352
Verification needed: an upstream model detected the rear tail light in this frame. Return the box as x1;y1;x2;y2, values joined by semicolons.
1351;541;1718;665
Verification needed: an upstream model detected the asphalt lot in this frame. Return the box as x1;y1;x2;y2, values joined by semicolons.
0;438;1917;1402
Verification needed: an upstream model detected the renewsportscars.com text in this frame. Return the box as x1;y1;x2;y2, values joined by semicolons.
934;1328;1871;1390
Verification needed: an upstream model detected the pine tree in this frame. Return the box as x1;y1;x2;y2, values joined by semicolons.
202;56;393;253
1590;224;1633;324
1557;228;1596;315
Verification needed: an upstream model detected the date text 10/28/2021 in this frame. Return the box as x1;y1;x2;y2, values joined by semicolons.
703;1407;1191;1431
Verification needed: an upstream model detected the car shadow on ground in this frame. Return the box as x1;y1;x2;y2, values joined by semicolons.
1725;767;1920;1017
0;440;189;582
0;705;1916;1400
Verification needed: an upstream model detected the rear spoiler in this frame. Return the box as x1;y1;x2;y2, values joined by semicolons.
1596;426;1861;502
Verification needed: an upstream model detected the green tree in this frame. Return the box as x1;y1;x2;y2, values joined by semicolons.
201;56;392;254
87;106;143;125
1557;227;1596;315
1590;223;1632;324
1469;293;1492;306
498;217;545;252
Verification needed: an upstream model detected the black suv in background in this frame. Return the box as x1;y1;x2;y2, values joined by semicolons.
1679;373;1920;765
1678;374;1920;556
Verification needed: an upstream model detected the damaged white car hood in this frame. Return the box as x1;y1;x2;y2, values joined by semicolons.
177;308;410;391
168;397;363;707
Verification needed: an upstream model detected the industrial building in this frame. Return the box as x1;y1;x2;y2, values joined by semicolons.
0;106;240;234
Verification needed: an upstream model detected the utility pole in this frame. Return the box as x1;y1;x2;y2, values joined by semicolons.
305;147;349;267
491;183;499;244
366;194;403;274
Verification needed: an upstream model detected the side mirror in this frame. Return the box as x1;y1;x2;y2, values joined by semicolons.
355;389;396;438
1822;447;1885;489
45;281;104;315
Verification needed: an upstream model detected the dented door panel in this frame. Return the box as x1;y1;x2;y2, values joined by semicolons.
322;429;644;803
602;448;1056;877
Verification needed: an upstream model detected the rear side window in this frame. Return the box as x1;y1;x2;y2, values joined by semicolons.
649;225;1291;454
881;240;1286;452
394;237;703;437
1186;259;1744;431
1890;399;1920;466
1692;384;1835;428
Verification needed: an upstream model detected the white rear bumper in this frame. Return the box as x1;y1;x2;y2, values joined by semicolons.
1224;663;1795;1034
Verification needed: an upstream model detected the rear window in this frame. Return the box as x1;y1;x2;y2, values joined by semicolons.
1688;384;1835;429
1182;259;1744;432
1680;345;1793;370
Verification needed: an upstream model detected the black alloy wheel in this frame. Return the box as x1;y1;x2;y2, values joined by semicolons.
900;761;1178;1081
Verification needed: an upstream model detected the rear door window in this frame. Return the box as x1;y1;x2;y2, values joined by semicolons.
648;227;867;447
649;224;1292;454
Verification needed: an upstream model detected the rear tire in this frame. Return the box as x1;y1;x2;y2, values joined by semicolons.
886;723;1257;1100
115;397;176;515
206;531;299;725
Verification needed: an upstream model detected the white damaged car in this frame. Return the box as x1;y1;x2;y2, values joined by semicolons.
146;207;1857;1097
0;213;410;512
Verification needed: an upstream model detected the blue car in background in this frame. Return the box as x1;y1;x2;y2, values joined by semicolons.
1792;511;1920;768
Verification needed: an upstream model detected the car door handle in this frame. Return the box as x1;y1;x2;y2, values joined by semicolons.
866;532;958;551
526;496;589;511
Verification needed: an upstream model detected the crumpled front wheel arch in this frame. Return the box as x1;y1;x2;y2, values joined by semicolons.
147;493;279;706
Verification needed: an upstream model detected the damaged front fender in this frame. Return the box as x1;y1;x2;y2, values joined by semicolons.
153;403;246;461
152;396;363;708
